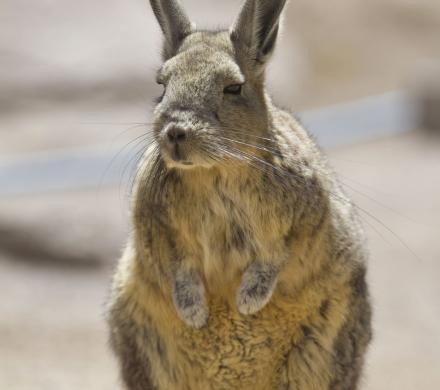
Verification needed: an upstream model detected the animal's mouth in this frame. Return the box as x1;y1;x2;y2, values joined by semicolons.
170;144;184;162
162;144;194;168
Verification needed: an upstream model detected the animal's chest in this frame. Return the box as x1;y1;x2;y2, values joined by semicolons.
171;188;267;280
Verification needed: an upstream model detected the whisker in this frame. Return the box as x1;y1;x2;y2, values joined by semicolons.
217;135;281;156
119;140;153;202
209;125;277;140
98;132;154;194
220;143;421;261
337;173;392;197
339;179;435;231
79;121;156;126
123;129;421;263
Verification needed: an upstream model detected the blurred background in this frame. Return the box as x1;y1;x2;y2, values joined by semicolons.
1;0;439;389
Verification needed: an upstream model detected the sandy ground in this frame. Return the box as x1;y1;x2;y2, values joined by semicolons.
330;132;440;389
0;130;439;389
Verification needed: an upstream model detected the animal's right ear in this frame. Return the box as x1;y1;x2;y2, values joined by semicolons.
149;0;194;60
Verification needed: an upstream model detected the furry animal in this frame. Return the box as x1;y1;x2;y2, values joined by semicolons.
107;0;372;389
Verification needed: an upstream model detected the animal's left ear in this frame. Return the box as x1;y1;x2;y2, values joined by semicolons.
231;0;287;65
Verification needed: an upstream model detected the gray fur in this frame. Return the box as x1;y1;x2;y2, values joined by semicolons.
108;297;160;390
329;266;373;389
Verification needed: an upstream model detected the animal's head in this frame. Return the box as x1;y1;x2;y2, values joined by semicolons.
149;0;287;169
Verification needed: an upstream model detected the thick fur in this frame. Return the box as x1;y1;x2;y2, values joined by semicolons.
108;1;372;389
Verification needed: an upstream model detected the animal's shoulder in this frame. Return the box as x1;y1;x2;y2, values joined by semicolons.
269;108;321;168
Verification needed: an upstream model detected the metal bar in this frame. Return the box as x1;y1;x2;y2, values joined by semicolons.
297;91;417;148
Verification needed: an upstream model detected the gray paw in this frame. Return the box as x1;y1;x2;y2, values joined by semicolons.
237;262;278;315
173;277;208;329
174;299;208;329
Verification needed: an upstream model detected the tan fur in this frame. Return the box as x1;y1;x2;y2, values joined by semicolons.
108;1;371;389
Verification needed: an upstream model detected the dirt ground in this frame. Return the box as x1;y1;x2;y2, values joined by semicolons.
1;131;439;389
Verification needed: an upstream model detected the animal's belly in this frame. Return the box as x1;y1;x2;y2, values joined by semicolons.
160;297;307;390
140;262;349;390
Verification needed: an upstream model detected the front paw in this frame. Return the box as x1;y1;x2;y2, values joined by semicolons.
173;280;209;329
237;263;278;315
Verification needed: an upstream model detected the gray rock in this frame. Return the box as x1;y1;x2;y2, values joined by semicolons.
0;188;128;268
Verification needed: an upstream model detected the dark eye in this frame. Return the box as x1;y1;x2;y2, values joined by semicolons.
223;84;242;95
155;81;166;103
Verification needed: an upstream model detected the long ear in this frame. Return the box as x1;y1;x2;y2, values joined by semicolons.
149;0;194;59
231;0;287;65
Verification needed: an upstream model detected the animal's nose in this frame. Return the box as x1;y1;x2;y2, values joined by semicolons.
166;126;187;144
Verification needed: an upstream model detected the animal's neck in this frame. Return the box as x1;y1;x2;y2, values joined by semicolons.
177;163;258;199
